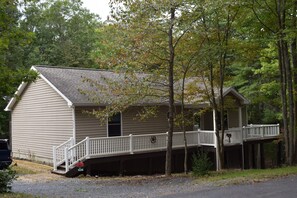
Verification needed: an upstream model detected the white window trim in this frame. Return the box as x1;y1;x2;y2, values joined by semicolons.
106;112;123;137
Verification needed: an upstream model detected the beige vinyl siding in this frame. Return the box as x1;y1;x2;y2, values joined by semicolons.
228;109;239;128
201;111;214;130
122;106;169;135
11;78;73;163
242;106;247;126
75;107;107;141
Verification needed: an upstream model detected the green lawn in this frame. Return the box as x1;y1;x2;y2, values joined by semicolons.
194;166;297;185
0;193;36;198
11;165;36;175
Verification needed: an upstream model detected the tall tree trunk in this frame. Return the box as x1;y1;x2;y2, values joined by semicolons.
209;62;222;170
219;58;225;169
277;0;291;164
181;70;188;174
284;40;294;165
278;40;289;163
165;5;175;176
291;0;297;163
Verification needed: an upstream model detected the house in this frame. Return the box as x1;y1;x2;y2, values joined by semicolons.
5;66;280;176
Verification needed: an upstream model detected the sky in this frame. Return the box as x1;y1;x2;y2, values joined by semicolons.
81;0;111;20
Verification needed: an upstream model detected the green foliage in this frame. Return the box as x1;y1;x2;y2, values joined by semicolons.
0;168;17;193
0;67;38;138
192;152;212;177
229;42;281;124
21;0;101;67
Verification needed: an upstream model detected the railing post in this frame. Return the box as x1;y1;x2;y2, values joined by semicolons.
129;134;133;154
261;125;264;137
53;146;57;171
197;129;200;145
166;132;169;147
86;137;90;158
64;147;69;172
277;123;280;135
70;137;74;163
213;130;217;148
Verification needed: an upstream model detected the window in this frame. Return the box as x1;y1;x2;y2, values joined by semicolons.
108;113;122;137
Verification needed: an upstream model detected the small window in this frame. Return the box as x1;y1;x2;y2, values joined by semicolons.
108;113;122;137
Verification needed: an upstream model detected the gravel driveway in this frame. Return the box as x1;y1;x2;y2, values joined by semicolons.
12;175;211;198
12;173;297;198
11;160;297;198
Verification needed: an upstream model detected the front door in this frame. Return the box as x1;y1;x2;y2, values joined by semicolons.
108;113;122;137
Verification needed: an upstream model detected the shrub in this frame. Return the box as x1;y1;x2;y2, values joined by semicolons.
192;151;212;177
0;168;17;193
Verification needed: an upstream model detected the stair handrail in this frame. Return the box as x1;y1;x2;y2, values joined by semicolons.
65;137;89;172
53;137;74;171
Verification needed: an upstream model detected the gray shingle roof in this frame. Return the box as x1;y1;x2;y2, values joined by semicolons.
32;65;249;107
34;66;130;106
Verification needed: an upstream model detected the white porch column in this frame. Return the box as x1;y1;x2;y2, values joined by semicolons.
239;107;244;169
238;107;243;139
213;109;220;171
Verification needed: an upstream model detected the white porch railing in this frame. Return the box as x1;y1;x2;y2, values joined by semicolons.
224;128;242;144
62;130;216;172
53;137;74;171
54;124;280;173
243;124;280;139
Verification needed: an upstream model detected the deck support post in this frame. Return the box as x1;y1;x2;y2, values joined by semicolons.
129;134;133;154
256;143;261;168
53;146;57;171
64;147;69;172
119;158;124;176
260;143;265;169
277;141;282;166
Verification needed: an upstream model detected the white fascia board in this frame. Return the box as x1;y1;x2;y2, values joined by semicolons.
5;66;73;111
4;81;28;111
38;73;73;107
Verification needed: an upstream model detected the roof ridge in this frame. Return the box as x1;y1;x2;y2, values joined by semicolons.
33;65;150;76
33;65;114;72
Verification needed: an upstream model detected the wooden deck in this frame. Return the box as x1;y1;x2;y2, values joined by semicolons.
52;124;280;175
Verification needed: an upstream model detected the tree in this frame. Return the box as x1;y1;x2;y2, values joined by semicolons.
249;0;297;165
186;0;243;169
20;0;101;67
0;0;37;138
90;0;201;176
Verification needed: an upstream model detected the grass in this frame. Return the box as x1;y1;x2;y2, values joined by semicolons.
194;166;297;185
11;164;36;175
0;193;36;198
10;159;52;175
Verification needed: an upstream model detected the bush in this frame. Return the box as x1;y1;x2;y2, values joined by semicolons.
0;168;17;193
192;151;212;177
